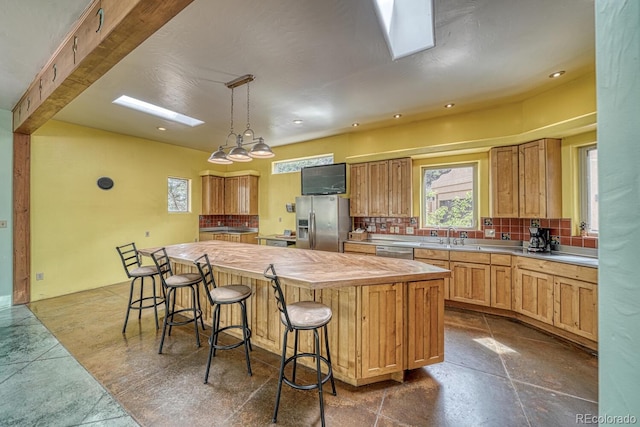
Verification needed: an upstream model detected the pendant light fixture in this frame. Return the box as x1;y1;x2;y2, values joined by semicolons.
208;74;274;164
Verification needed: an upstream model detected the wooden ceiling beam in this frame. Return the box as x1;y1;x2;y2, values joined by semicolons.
11;0;194;134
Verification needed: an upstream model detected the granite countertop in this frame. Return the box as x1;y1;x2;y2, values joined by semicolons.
346;237;598;268
139;241;450;290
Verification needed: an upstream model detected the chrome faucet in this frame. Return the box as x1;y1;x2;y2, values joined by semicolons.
446;226;457;246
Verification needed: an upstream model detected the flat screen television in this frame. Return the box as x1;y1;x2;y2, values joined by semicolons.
301;163;347;195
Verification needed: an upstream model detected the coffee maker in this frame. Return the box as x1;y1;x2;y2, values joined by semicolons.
528;227;550;253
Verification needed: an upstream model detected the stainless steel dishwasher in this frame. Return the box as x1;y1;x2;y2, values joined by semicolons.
375;245;414;259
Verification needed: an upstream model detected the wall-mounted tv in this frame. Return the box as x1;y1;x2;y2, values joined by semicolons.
301;163;347;195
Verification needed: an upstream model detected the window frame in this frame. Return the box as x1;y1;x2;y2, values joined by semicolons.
420;162;478;230
167;176;191;213
579;144;598;235
271;153;334;174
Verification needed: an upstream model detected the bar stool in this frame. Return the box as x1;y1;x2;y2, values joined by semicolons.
116;242;164;333
194;254;252;382
151;247;205;354
263;264;336;427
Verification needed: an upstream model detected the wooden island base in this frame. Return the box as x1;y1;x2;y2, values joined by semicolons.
142;241;449;386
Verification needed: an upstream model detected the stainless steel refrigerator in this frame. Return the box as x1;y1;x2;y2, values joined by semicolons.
295;195;350;252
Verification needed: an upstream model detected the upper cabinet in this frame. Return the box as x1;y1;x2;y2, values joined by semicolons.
201;172;259;215
490;138;561;218
349;158;412;217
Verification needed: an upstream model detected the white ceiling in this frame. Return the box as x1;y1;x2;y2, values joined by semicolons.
1;0;595;153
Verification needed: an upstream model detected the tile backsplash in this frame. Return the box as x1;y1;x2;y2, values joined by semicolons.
352;217;597;249
200;215;259;229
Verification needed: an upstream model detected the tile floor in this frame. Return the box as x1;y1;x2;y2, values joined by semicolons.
2;282;598;426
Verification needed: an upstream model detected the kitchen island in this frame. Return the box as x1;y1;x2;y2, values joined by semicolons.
139;240;450;386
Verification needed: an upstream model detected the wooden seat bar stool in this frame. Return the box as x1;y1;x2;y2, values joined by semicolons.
116;242;164;333
263;264;336;427
194;254;252;382
151;247;206;354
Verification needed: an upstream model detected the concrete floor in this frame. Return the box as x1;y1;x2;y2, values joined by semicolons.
2;282;598;426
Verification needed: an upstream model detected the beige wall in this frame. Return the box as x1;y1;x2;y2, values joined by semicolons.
30;71;596;300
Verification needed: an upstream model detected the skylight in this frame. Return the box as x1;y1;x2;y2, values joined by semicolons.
112;95;204;127
373;0;435;60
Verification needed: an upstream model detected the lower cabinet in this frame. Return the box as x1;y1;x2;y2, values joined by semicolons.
449;251;491;306
490;254;512;310
343;242;376;255
414;248;450;300
553;276;598;341
513;268;554;325
406;279;445;369
200;232;258;244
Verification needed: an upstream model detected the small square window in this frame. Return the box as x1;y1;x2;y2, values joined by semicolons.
168;177;191;213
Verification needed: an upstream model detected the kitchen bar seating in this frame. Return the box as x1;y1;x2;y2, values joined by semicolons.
263;264;336;427
116;242;164;333
151;247;205;354
194;253;252;381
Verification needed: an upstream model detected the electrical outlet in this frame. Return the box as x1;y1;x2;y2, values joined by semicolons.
36;273;44;281
0;220;7;228
484;229;496;238
406;226;414;234
145;231;150;237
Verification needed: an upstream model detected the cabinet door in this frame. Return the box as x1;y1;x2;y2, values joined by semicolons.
343;242;376;255
415;258;450;300
198;232;214;242
214;233;228;241
349;163;369;217
201;175;225;215
406;280;444;369
490;265;512;310
227;234;241;243
518;139;561;218
368;161;389;217
554;276;598;341
490;146;519;217
513;268;554;324
389;158;412;217
360;283;403;378
240;232;258;244
450;262;491;306
224;177;239;215
237;175;258;215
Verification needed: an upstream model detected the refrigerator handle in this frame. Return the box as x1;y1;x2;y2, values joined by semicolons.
309;211;316;250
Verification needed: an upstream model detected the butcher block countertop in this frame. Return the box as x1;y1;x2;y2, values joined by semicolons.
139;240;450;290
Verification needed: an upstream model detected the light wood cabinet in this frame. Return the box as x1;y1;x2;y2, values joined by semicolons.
518;138;562;218
343;242;376;255
490;146;519;217
224;175;258;215
389;158;412;217
414;249;450;300
490;254;512;310
368;161;389;217
406;280;445;369
360;283;404;378
201;175;225;215
449;251;491;306
349;158;412;217
513;267;554;324
349;163;369;217
202;232;258;244
553;276;598;341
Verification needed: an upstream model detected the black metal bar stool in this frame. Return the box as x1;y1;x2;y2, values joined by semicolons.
263;264;336;427
116;242;164;333
151;247;205;354
194;254;252;382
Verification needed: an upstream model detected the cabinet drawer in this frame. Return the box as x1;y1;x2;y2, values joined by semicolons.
450;251;491;264
414;248;449;260
491;254;512;266
343;242;376;255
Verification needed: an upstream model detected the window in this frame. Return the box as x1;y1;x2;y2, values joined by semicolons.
168;177;190;213
580;145;598;234
272;154;334;174
422;164;477;228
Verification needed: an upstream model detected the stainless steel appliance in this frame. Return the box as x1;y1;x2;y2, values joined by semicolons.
375;245;414;259
528;227;550;252
296;195;350;252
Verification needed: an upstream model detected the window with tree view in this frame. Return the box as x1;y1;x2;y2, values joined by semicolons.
168;177;190;213
581;145;598;234
423;165;476;228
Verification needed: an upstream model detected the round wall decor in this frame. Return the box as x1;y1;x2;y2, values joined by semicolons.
97;177;114;190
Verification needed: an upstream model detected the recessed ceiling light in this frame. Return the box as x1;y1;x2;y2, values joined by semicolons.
549;70;565;78
157;127;166;131
444;103;455;109
113;95;204;127
293;119;303;124
393;114;402;119
352;122;360;127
